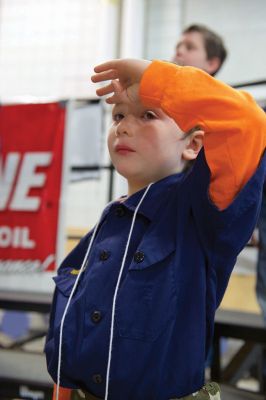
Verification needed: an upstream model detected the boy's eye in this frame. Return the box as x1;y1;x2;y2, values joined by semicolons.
113;113;124;122
143;111;157;120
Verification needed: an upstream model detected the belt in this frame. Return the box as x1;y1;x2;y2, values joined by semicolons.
73;382;220;400
71;389;103;400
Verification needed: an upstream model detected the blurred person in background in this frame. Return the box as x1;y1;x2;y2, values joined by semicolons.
172;24;227;76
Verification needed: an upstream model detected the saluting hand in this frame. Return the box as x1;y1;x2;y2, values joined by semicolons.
91;58;151;104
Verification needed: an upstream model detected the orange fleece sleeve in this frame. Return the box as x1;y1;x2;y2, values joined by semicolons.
139;60;266;210
53;384;72;400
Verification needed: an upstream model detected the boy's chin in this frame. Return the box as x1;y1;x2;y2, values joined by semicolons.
116;169;151;187
115;166;139;180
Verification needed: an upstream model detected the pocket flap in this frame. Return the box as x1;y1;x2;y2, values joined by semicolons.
53;268;82;297
129;224;176;271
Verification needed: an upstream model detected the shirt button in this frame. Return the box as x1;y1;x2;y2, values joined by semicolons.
134;251;145;263
115;205;126;217
91;310;102;323
92;374;103;384
99;250;110;261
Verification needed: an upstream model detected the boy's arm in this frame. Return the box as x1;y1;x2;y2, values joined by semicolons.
139;61;266;209
92;59;266;210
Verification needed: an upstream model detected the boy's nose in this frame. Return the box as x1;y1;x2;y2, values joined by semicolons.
115;127;129;137
115;120;132;137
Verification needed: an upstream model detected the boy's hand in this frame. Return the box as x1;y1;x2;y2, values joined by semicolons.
91;59;151;104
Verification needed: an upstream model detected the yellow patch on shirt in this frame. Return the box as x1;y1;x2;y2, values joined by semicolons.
70;268;80;275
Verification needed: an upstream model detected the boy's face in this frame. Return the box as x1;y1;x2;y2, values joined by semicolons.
108;100;189;194
172;31;213;73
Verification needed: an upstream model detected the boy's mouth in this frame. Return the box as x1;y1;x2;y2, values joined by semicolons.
115;144;135;154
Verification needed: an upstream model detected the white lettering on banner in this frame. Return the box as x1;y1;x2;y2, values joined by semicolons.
0;254;55;273
10;152;52;211
0;152;20;210
0;152;52;211
20;385;44;400
0;226;36;249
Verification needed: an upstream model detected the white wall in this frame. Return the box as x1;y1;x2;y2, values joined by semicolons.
145;0;182;61
0;0;120;100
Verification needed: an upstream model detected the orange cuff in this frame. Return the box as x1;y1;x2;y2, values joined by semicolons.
53;384;72;400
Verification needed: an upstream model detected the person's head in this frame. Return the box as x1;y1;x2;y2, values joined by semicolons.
172;24;227;76
108;96;204;195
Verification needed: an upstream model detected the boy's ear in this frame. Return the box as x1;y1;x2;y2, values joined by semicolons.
182;130;204;161
206;57;221;75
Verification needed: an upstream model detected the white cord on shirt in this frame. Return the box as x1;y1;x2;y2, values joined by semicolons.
56;218;101;400
104;183;152;400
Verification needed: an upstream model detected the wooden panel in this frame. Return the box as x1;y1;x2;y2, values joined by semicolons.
65;227;87;254
221;274;260;314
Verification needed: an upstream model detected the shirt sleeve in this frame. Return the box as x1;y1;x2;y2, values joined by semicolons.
139;60;266;210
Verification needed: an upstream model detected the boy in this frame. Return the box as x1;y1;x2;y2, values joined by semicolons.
46;59;266;400
172;24;227;76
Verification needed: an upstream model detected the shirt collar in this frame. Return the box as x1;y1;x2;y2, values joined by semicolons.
121;172;186;221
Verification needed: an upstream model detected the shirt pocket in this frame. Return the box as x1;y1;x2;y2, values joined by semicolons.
115;250;176;342
52;268;85;328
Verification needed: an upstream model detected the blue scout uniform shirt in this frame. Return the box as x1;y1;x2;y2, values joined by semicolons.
45;149;266;400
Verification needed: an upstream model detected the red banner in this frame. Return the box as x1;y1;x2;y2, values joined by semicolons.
0;103;66;272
